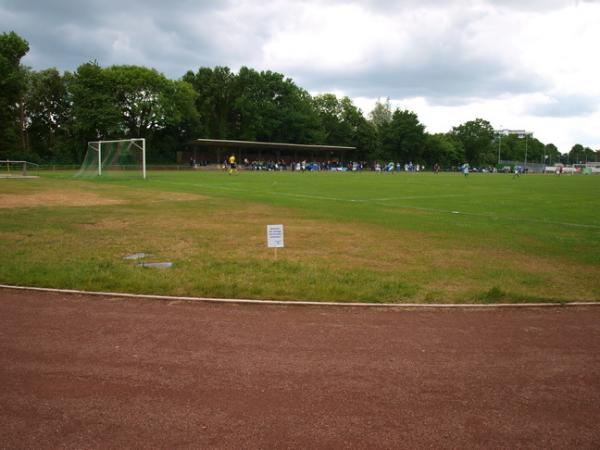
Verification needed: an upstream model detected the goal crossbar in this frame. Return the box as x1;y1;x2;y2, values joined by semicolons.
87;138;146;179
0;160;40;178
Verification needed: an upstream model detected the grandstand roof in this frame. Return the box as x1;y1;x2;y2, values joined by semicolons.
192;139;356;152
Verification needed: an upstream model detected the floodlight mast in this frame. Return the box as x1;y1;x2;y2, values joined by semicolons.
524;132;529;168
495;129;533;167
497;126;503;164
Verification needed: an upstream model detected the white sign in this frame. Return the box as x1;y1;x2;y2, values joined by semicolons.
267;224;284;248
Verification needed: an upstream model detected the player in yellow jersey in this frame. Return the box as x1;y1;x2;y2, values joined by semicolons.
228;154;237;175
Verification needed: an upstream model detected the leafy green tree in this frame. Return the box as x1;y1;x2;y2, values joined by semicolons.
582;146;595;164
543;143;560;165
231;67;320;143
340;97;378;161
423;133;464;167
501;133;542;163
278;86;324;145
451;118;495;164
183;66;235;139
380;109;426;162
313;94;354;146
168;80;200;129
497;134;520;162
0;31;29;157
268;81;324;145
150;79;200;162
69;61;122;144
312;94;377;160
231;67;274;141
24;68;73;162
69;63;198;161
369;97;392;129
105;65;195;137
524;136;544;164
2;41;578;167
569;144;585;164
568;144;596;164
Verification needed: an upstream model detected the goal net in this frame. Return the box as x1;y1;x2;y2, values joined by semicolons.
0;160;39;178
76;138;146;179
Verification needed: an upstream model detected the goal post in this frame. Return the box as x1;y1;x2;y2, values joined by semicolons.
0;160;40;178
77;138;146;179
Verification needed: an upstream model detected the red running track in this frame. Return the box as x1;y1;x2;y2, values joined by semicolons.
1;288;599;449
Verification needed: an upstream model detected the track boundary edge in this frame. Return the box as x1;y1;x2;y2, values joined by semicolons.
1;284;598;308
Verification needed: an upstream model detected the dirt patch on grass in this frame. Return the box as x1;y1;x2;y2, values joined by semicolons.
151;203;443;274
149;192;207;202
0;190;126;208
0;188;206;209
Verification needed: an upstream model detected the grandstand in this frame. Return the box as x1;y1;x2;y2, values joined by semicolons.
187;139;356;166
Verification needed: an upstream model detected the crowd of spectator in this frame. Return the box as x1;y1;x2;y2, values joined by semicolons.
189;156;509;173
243;160;369;171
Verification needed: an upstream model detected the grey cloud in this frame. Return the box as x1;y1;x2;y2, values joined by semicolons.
3;0;102;25
326;0;577;12
2;0;225;16
283;7;550;104
0;0;588;106
489;0;575;11
1;0;233;76
527;94;599;117
295;58;547;106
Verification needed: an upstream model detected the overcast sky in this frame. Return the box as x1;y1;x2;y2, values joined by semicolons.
2;0;599;152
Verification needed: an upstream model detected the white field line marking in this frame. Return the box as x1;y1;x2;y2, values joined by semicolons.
2;284;598;308
157;180;600;230
273;192;464;202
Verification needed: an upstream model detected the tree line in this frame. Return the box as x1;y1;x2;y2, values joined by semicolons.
1;31;597;166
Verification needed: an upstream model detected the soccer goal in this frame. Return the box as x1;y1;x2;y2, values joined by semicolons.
76;138;146;179
0;160;39;178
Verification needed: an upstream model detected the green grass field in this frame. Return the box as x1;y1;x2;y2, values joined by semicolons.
1;170;599;303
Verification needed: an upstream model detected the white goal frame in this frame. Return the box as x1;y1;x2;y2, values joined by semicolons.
87;138;146;179
0;160;40;178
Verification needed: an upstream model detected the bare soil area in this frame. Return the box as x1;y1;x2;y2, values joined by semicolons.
0;190;127;208
0;188;205;209
1;288;599;449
